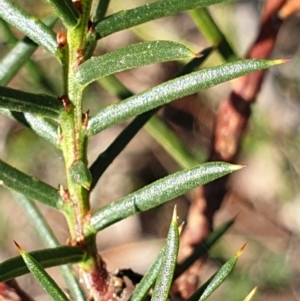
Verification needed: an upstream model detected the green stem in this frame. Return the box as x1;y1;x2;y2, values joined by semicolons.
58;1;109;300
60;0;92;240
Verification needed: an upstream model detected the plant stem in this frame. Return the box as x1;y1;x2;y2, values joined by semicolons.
58;1;109;300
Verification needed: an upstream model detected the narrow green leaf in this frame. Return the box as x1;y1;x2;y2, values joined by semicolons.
0;110;59;147
0;246;84;282
13;192;86;301
15;243;70;301
0;37;37;86
0;159;62;209
24;61;57;94
175;46;215;77
24;113;59;147
145;115;200;169
93;0;111;22
151;208;179;301
0;109;29;128
0;17;17;44
13;192;59;248
0;0;58;55
187;274;214;301
174;220;234;279
89;47;214;189
89;108;156;190
98;74;133;99
0;86;63;119
46;0;79;28
90;162;242;232
0;17;59;147
199;244;246;301
242;287;258;301
88;59;285;136
96;45;214;101
0;16;58;86
85;31;98;61
76;41;197;85
189;8;238;62
131;220;232;301
130;248;164;301
70;160;92;190
94;0;236;38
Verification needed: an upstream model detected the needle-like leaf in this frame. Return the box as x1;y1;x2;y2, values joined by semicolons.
130;220;233;301
0;246;84;282
174;219;234;279
0;0;57;55
0;110;59;147
0;17;59;146
144;115;201;168
0;86;63;119
130;248;164;301
151;207;179;301
242;287;258;301
0;37;37;86
90;46;214;187
93;0;111;22
13;193;86;301
88;59;286;136
0;159;62;209
76;41;197;85
94;0;236;39
199;244;246;301
46;0;79;28
24;113;59;147
0;16;57;86
15;242;70;301
189;8;238;62
90;162;243;233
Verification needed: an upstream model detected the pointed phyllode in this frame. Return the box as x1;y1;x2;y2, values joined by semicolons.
178;222;185;235
271;58;291;66
230;163;247;171
237;243;247;257
172;205;178;224
13;241;24;254
243;286;258;301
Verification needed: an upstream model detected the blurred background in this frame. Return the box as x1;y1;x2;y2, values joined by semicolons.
0;0;300;300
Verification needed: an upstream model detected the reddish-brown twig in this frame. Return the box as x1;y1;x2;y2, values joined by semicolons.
175;0;288;298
